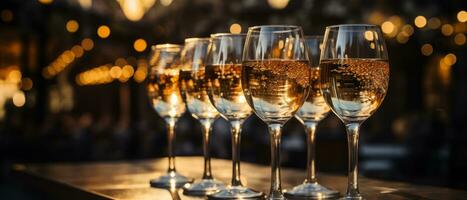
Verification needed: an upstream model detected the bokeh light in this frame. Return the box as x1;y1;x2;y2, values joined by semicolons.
66;20;79;33
458;10;467;23
97;25;111;38
441;24;454;36
454;33;466;45
133;38;147;52
229;23;242;34
81;38;94;51
1;9;13;22
421;44;433;56
414;16;427;28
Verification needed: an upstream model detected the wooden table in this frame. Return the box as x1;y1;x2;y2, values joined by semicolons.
11;157;467;200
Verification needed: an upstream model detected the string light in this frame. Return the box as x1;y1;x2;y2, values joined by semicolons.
458;10;467;23
421;44;433;56
12;91;26;107
230;23;242;34
454;33;466;45
267;0;290;9
441;24;454;36
66;20;79;33
81;38;94;51
133;38;147;52
381;21;395;35
97;25;111;38
414;16;427;28
38;0;53;4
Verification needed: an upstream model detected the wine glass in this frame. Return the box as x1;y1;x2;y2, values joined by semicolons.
320;24;389;199
147;44;193;188
242;25;310;200
205;33;263;199
179;38;225;196
284;35;339;199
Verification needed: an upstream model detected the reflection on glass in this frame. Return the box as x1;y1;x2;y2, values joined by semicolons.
180;38;225;196
320;24;390;199
284;36;339;199
206;33;263;199
147;44;193;188
242;25;310;200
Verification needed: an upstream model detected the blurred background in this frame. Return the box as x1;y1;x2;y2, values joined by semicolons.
0;0;466;198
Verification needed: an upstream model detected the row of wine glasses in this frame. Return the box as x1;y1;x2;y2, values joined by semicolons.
146;24;389;200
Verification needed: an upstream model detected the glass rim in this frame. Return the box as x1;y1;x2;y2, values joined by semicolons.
152;44;182;49
247;25;302;33
184;37;210;43
210;33;247;38
326;24;378;30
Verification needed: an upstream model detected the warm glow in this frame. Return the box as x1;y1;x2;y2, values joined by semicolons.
97;25;111;38
71;45;84;58
396;32;409;44
117;0;156;21
78;0;92;9
441;24;454;36
458;10;467;23
134;69;146;82
414;16;427;28
109;66;122;79
66;20;79;33
1;10;13;22
421;44;433;56
134;38;147;52
115;58;127;66
401;24;414;36
8;69;22;83
160;0;173;6
38;0;53;4
12;91;26;107
62;50;75;64
364;31;374;41
427;17;441;29
381;21;395;35
230;23;242;34
81;38;94;51
267;0;289;9
454;33;466;45
122;65;135;78
443;53;457;66
21;78;33;91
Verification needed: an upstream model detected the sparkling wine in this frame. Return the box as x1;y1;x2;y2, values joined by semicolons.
205;64;251;120
179;69;218;119
296;68;331;122
242;60;311;124
147;69;186;118
320;59;389;123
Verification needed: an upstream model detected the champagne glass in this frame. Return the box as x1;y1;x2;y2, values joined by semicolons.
284;36;339;199
320;24;389;199
147;44;193;188
242;25;311;200
179;38;225;196
205;33;263;199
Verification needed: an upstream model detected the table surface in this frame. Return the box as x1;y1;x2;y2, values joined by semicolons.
11;157;467;200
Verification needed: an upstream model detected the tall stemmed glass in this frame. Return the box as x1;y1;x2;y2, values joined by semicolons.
147;44;193;188
320;24;389;199
242;25;311;200
179;38;225;196
205;33;263;199
284;36;339;199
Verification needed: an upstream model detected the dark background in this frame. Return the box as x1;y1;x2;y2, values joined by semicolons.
0;0;466;199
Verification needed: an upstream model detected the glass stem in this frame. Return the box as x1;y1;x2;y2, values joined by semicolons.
200;119;214;180
268;123;283;199
345;122;362;199
304;121;318;184
166;118;177;173
230;120;243;187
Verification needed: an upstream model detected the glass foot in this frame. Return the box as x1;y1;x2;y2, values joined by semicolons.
341;194;363;200
183;179;225;196
284;183;339;199
208;185;264;199
150;171;193;188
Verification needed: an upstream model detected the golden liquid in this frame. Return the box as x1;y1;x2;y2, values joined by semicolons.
296;68;331;122
205;64;251;120
179;69;218;119
320;59;389;123
147;69;186;118
242;60;311;124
